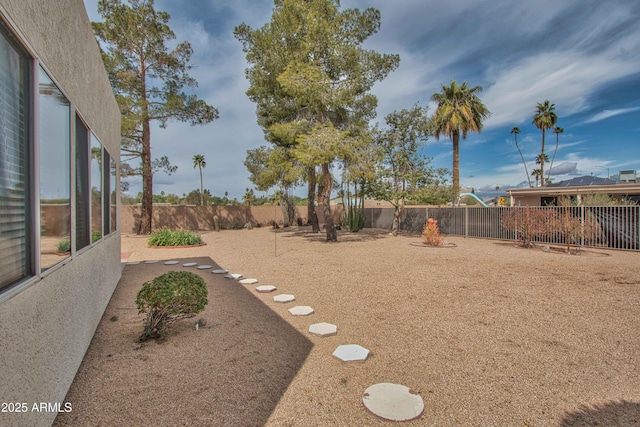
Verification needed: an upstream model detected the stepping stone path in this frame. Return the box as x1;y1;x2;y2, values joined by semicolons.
239;278;259;284
224;273;243;279
183;262;197;267
255;285;277;293
212;269;228;274
164;260;179;265
273;294;295;303
126;261;140;265
362;383;424;422
197;265;213;270
309;322;337;337
143;260;158;264
333;344;370;362
288;306;314;316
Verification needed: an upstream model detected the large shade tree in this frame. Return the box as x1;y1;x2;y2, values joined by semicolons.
371;105;431;236
532;100;557;185
235;0;399;241
431;81;490;199
93;0;218;233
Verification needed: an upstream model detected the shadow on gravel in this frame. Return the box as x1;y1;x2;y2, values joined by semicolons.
560;400;640;427
54;256;313;427
278;226;391;242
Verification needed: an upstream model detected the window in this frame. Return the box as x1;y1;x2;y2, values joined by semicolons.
110;155;117;234
0;20;31;290
102;149;110;236
0;17;119;297
91;133;102;242
38;66;71;271
75;115;90;250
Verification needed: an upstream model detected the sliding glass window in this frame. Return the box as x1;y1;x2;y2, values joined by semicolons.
38;67;71;271
0;20;31;290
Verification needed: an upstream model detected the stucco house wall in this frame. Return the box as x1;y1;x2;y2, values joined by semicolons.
0;1;121;426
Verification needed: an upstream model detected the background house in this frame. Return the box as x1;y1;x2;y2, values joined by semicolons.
507;172;640;206
0;1;121;425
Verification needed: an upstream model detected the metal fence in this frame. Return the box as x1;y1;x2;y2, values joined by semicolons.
364;206;640;251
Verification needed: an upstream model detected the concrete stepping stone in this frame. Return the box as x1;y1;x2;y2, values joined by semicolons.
333;344;370;362
255;285;277;293
273;294;295;303
197;265;213;270
212;269;228;274
183;262;197;267
126;261;140;265
143;260;158;264
224;273;243;279
288;306;314;316
239;278;258;284
164;260;179;265
362;383;424;422
309;322;337;337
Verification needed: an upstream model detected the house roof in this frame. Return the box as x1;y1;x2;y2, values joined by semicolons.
547;175;617;187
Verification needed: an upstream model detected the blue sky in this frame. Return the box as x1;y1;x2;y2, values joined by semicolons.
82;0;640;200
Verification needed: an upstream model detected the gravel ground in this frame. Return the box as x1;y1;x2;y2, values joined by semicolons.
54;227;640;427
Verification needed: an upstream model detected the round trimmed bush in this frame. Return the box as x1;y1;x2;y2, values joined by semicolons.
136;271;208;341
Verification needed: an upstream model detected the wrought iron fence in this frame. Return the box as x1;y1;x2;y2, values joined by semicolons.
364;206;640;251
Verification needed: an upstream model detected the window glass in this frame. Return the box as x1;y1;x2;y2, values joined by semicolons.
75;115;90;250
38;66;70;271
0;22;31;289
110;155;117;234
90;133;102;242
102;149;110;236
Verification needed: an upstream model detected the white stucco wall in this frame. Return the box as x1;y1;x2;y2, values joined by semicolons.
0;1;121;426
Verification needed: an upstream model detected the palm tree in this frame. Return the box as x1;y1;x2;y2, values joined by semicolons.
432;80;490;199
534;153;549;186
192;154;206;206
532;100;557;183
243;188;255;206
548;126;564;182
511;127;532;188
531;168;542;187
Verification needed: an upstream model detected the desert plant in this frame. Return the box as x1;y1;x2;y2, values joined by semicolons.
422;218;445;246
135;271;208;341
147;228;202;246
501;207;560;248
57;239;71;253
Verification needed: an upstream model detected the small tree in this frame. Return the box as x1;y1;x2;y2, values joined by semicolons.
422;218;444;246
136;271;208;341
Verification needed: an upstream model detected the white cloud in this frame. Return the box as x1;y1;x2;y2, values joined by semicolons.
582;107;640;124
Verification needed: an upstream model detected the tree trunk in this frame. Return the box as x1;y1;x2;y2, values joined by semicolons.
199;167;204;206
391;197;404;237
452;130;460;200
540;128;546;185
138;119;153;234
307;166;319;232
321;162;337;241
280;192;291;226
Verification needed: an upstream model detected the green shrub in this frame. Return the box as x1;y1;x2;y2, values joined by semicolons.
135;271;208;341
92;230;102;243
57;239;71;253
147;228;202;246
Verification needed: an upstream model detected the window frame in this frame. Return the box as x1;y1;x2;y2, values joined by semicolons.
0;12;119;303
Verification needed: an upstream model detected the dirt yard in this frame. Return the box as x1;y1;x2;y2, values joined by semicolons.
54;227;640;426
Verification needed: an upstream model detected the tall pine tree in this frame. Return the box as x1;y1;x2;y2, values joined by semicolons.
93;0;218;233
